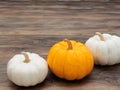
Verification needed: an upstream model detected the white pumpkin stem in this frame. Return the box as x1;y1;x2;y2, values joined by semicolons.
22;52;30;63
96;32;105;41
64;39;73;50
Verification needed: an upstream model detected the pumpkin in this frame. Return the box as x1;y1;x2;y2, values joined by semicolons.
47;39;94;80
85;32;120;65
7;52;48;87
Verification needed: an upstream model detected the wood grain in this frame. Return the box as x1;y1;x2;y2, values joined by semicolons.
0;0;120;90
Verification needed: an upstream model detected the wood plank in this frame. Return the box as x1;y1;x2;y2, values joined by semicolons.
0;1;119;36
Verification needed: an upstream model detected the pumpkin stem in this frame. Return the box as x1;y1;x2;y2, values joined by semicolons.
22;52;30;63
64;39;73;50
96;32;105;41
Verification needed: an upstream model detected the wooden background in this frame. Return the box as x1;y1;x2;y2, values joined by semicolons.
0;0;120;90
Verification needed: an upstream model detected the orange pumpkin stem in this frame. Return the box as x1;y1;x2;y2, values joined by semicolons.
22;52;30;63
64;39;73;50
96;32;105;41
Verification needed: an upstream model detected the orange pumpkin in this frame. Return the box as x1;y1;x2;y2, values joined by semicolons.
47;39;94;80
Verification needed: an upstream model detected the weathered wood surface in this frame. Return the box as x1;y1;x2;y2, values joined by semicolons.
0;0;120;90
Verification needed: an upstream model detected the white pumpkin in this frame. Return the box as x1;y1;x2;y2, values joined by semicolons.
85;32;120;65
7;52;48;87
